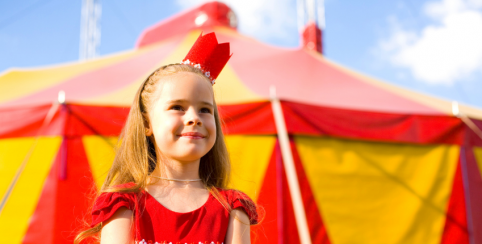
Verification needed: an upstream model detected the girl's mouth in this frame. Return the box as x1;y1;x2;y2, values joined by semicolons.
179;132;205;139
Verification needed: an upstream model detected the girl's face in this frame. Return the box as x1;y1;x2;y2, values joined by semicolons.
146;72;216;164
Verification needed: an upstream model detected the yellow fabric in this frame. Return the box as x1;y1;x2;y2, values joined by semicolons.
473;147;482;179
0;137;36;201
0;48;150;104
225;135;276;201
294;136;459;244
0;137;61;244
214;64;265;105
82;136;118;189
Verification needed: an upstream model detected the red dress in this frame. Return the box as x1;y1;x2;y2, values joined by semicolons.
90;185;258;244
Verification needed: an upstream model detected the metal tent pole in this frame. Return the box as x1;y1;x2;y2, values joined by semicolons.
79;0;101;61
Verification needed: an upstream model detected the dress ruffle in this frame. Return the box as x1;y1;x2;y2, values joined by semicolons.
90;191;137;227
225;190;259;225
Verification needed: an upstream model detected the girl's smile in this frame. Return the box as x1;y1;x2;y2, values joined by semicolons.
178;132;206;139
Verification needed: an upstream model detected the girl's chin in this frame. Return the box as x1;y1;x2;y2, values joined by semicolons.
157;144;214;161
169;151;209;162
172;157;205;163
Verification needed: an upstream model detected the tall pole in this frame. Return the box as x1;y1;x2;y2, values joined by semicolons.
305;0;317;23
317;0;326;30
270;86;312;244
297;0;305;34
79;0;102;61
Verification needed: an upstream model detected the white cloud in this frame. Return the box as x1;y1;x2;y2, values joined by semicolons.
378;0;482;85
176;0;298;46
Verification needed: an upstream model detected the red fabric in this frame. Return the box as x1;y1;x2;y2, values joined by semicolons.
23;137;97;244
64;102;275;136
0;102;276;138
136;2;235;48
0;104;65;139
218;101;276;135
252;146;278;244
462;147;482;243
465;119;482;147
65;102;275;136
277;141;301;244
440;159;469;244
281;100;471;146
91;188;258;243
65;104;130;137
3;102;481;148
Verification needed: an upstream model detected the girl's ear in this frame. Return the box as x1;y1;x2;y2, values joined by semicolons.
142;113;153;136
145;127;153;136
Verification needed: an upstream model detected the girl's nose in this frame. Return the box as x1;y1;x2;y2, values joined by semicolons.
186;118;202;126
185;109;202;126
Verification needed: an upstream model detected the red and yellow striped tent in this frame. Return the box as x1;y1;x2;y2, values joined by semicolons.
1;2;482;244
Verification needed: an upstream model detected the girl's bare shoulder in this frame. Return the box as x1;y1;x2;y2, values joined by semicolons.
100;207;134;244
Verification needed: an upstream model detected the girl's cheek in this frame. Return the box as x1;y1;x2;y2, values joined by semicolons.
162;113;181;126
208;121;217;138
204;116;215;128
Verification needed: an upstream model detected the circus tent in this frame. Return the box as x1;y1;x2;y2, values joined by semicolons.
1;1;482;244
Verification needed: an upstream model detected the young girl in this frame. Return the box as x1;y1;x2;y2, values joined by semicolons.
75;33;260;244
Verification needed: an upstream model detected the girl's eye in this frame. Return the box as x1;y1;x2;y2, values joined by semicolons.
201;108;212;113
170;105;183;111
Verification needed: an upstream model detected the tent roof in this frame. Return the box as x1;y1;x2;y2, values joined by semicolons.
1;2;482;119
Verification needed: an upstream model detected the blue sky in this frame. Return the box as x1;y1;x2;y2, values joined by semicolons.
1;0;482;109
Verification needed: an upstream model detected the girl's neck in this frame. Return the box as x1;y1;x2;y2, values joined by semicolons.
150;158;202;184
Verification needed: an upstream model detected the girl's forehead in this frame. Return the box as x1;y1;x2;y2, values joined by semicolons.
156;72;214;103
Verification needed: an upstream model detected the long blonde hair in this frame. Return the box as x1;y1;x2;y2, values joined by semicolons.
75;64;232;243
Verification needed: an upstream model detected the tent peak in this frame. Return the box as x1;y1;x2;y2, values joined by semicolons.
136;1;237;48
297;0;324;54
301;21;323;53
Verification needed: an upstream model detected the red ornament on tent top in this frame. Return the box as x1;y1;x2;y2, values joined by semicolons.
180;32;231;85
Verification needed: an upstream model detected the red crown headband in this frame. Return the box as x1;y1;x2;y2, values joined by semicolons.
180;32;232;85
